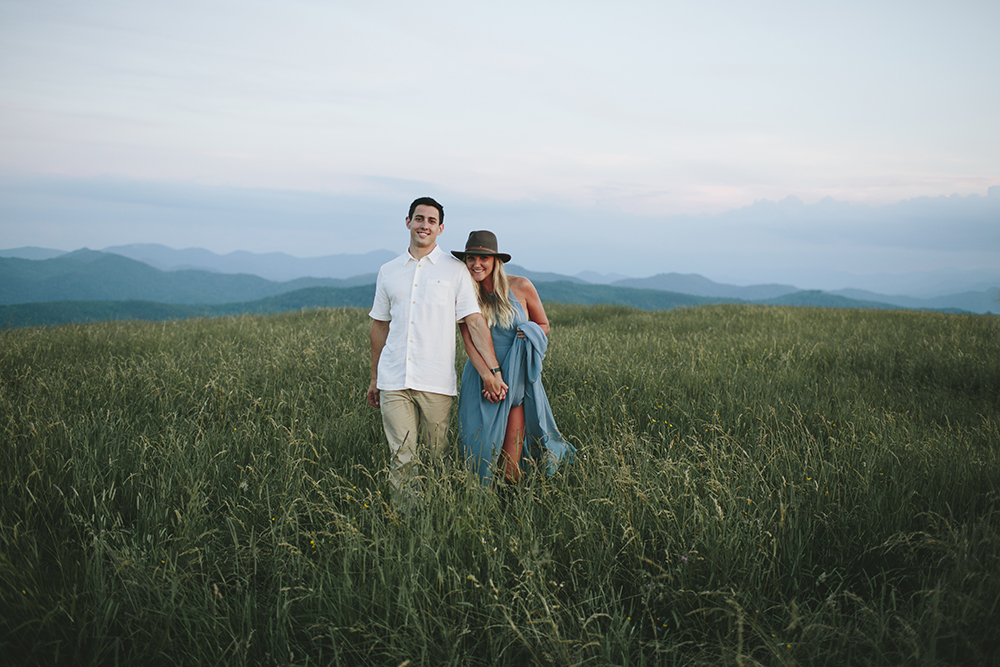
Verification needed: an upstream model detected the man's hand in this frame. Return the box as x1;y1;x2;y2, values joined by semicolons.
482;371;508;403
366;378;381;408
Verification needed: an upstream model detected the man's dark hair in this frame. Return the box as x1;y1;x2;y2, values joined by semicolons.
408;197;444;224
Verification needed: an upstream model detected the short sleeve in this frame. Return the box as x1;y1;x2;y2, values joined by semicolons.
369;267;391;321
454;264;480;322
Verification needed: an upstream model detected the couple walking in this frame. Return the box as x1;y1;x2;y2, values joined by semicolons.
366;197;575;497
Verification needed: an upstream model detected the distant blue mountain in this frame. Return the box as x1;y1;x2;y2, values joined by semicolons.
2;246;996;315
575;270;630;284
0;285;378;328
760;290;899;309
506;264;588;285
612;273;798;300
5;282;980;330
0;250;373;306
0;246;67;260
534;281;736;309
100;243;395;281
830;288;999;314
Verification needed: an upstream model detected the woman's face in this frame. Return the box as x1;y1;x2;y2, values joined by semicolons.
465;254;494;282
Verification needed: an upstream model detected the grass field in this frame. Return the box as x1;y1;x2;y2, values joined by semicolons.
2;304;998;666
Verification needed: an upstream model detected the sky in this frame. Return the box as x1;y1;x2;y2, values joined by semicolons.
1;0;998;289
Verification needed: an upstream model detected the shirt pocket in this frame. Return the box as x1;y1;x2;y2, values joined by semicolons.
424;277;453;305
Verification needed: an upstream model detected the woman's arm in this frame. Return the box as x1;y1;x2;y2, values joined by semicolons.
511;276;550;335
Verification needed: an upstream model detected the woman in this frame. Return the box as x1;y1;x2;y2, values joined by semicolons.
454;230;576;486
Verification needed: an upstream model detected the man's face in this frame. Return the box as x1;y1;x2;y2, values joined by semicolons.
406;204;443;250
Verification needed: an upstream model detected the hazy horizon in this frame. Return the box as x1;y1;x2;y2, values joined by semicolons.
4;210;999;298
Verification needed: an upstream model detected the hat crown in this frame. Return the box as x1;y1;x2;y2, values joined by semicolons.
452;230;511;263
464;230;499;253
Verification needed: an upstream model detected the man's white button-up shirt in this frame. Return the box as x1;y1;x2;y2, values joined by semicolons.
369;246;480;396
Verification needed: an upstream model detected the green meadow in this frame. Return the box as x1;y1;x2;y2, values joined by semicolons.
2;304;998;666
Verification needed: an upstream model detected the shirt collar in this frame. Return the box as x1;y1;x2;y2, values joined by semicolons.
404;245;442;264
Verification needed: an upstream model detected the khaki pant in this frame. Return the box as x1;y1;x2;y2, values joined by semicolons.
380;389;452;493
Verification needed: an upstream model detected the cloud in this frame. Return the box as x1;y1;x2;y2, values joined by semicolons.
722;188;1000;252
0;175;401;254
2;1;997;217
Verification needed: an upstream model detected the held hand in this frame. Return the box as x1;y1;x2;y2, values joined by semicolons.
480;387;507;403
482;372;508;402
366;379;380;408
516;327;525;339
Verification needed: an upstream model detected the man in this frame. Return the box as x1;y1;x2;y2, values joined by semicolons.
367;196;507;496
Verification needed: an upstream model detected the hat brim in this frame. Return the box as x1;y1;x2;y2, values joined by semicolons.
452;250;512;263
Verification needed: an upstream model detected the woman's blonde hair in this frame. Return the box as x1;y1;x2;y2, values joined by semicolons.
473;259;517;329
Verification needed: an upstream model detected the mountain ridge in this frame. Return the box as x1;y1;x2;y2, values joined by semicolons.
100;243;396;281
2;246;996;313
6;284;965;330
0;252;375;306
612;273;799;300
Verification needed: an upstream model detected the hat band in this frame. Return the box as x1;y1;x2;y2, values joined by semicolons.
464;246;499;254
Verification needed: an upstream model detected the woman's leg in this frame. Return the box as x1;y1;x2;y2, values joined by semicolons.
499;404;525;484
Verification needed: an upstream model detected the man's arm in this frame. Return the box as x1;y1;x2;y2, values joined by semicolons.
367;319;390;408
462;312;508;400
460;322;503;403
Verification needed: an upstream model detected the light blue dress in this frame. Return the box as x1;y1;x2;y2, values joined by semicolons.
458;292;576;484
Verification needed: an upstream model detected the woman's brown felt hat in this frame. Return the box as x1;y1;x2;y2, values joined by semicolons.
451;230;511;263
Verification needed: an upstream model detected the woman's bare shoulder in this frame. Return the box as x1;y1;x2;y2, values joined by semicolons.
509;275;537;296
508;274;531;287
